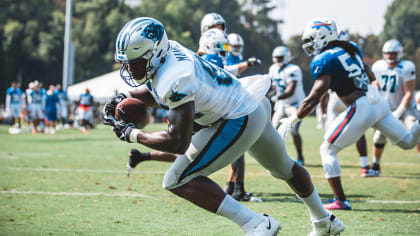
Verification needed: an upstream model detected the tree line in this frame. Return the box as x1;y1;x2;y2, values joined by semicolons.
1;0;419;103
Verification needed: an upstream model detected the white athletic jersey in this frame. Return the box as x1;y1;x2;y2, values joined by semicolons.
146;41;259;126
372;59;416;110
269;63;305;106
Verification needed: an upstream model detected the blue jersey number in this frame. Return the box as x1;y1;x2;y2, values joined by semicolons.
337;53;369;90
380;74;397;93
196;55;233;86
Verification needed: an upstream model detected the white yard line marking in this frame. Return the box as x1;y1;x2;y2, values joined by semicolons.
1;190;419;204
3;167;420;179
0;190;153;198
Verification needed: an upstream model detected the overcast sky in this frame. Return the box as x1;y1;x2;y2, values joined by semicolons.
270;0;394;42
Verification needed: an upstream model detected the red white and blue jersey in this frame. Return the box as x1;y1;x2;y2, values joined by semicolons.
310;41;369;97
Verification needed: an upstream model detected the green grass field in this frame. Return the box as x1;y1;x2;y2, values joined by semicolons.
1;117;420;235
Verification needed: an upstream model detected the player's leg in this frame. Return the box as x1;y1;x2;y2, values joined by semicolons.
229;155;254;201
402;108;420;157
163;102;280;234
356;134;374;177
291;121;304;165
248;100;344;234
372;130;386;176
373;112;420;150
322;98;375;209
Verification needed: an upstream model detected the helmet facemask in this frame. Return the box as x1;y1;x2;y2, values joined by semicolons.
302;17;338;56
115;17;169;87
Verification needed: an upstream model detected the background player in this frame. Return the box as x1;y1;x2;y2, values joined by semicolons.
55;83;71;129
44;84;59;134
105;17;344;235
223;32;261;201
270;46;306;165
370;39;418;176
77;88;94;134
279;17;420;210
5;81;25;134
28;84;45;134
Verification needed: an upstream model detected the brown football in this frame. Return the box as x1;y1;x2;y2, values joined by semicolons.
115;98;149;129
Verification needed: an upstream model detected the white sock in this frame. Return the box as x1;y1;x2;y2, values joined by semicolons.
360;156;369;168
373;156;380;164
216;195;256;228
297;187;329;220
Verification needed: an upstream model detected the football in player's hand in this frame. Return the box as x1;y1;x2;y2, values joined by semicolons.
115;98;150;129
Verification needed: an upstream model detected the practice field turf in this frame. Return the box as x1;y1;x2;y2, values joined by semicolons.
1;117;419;235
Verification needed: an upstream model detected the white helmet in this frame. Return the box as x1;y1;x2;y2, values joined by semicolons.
272;46;291;67
337;29;350;41
228;33;244;57
382;39;403;64
201;13;226;34
302;17;338;56
115;17;169;87
199;28;230;58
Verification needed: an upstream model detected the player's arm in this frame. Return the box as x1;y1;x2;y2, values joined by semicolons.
297;75;331;119
131;101;194;154
128;86;159;107
401;79;415;107
364;62;379;87
320;92;329;114
276;81;297;100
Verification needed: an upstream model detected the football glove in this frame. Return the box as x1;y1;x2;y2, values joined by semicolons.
112;120;139;143
126;149;151;177
102;93;128;125
277;113;300;139
247;57;261;66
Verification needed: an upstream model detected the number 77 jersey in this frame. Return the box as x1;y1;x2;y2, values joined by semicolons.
371;59;416;111
310;41;369;97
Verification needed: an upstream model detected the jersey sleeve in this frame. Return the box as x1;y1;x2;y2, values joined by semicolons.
310;54;330;80
402;61;416;82
285;65;302;83
162;75;195;109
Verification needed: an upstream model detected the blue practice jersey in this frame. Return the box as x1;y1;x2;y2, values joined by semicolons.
226;54;243;66
201;54;224;68
55;89;70;105
45;91;58;112
30;90;44;105
79;93;93;106
310;41;369;97
6;87;24;105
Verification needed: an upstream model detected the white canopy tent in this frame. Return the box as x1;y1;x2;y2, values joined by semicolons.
67;70;138;103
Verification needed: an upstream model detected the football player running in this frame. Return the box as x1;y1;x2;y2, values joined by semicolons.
323;30;374;177
370;39;418;176
279;17;420;210
270;46;306;165
104;17;344;235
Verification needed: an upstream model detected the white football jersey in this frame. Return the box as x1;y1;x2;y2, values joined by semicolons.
269;63;305;106
372;59;416;110
146;41;259;126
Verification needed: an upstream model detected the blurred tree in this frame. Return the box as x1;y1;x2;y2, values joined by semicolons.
382;0;420;87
